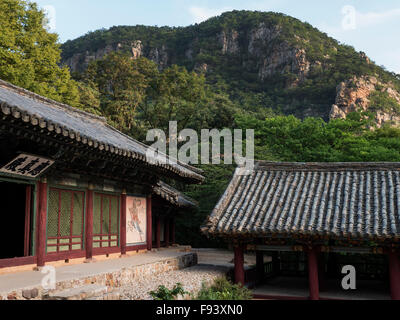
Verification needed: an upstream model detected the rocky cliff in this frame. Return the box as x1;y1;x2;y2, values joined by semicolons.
330;76;400;127
61;11;400;125
63;22;313;86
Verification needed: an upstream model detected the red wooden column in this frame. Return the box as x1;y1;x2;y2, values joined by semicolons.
307;247;320;300
85;187;94;261
170;217;176;245
164;217;170;248
146;195;152;251
120;190;127;256
234;244;245;286
389;251;400;300
36;180;48;268
155;216;161;249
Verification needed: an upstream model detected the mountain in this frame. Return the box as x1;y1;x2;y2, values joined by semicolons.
61;10;400;126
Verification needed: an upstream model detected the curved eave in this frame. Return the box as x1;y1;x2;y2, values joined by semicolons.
0;102;204;183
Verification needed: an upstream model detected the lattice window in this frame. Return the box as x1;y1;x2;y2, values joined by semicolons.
93;193;119;248
47;188;85;253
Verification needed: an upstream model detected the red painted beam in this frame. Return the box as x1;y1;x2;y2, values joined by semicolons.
307;247;320;300
389;252;400;300
36;181;48;267
120;192;127;255
85;189;94;260
234;245;245;286
146;195;152;251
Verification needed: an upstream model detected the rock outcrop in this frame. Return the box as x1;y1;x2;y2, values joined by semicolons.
149;45;169;69
218;29;240;55
247;23;310;84
330;76;400;127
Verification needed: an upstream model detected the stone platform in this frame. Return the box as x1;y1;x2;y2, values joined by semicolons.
0;247;197;300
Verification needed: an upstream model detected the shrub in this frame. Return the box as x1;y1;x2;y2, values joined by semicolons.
195;277;253;300
149;283;188;300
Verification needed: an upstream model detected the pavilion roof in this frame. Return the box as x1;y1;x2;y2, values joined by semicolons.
153;181;198;208
0;79;203;183
202;161;400;241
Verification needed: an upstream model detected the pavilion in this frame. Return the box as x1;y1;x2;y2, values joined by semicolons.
0;79;203;270
202;161;400;300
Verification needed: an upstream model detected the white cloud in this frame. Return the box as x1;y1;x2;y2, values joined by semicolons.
189;6;232;24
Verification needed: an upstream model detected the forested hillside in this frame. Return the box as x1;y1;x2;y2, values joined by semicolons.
62;11;400;126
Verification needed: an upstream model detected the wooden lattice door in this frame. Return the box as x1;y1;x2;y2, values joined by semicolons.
46;188;85;253
93;193;119;248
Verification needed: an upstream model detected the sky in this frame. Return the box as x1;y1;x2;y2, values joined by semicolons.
34;0;400;74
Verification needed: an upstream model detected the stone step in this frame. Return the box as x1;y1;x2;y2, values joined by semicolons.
44;284;109;300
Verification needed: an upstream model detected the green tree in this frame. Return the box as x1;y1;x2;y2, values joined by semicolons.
0;0;80;106
85;53;158;133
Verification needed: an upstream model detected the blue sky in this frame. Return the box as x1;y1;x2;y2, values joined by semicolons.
34;0;400;74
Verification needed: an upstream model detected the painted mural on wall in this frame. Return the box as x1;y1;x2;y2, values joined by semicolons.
126;196;147;245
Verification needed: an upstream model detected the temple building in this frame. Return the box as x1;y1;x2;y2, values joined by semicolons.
0;79;203;270
202;161;400;300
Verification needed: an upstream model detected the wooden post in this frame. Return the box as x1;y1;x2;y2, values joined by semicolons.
256;251;265;283
155;216;161;249
308;247;320;300
170;217;176;245
234;245;245;286
120;191;127;256
146;195;152;251
24;185;32;257
36;180;47;268
85;188;94;261
389;252;400;300
164;217;170;248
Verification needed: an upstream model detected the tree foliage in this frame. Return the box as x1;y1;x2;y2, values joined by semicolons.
0;0;80;106
83;52;239;138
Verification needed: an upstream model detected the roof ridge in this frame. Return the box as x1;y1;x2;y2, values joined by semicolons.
251;161;400;171
0;79;107;123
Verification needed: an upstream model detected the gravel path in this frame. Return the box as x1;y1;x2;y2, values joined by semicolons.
120;265;229;300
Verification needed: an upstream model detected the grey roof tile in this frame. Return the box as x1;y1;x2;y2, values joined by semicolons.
202;161;400;240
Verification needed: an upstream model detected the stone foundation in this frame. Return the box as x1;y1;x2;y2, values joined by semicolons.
0;252;197;300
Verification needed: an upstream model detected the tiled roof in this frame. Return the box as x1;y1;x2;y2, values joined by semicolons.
0;79;203;182
153;181;198;208
202;162;400;240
